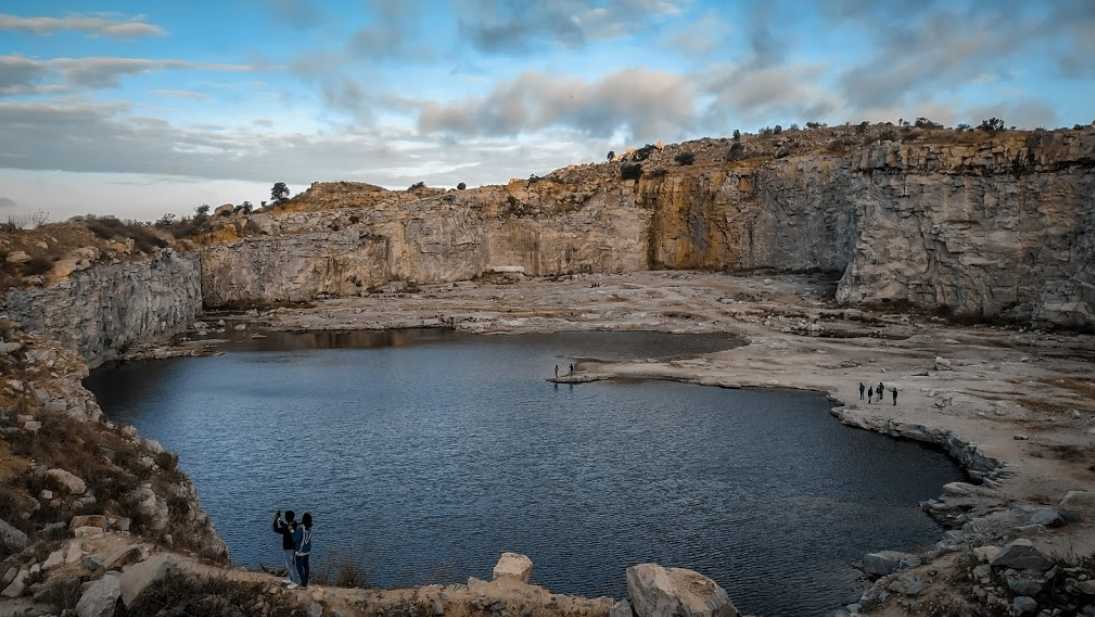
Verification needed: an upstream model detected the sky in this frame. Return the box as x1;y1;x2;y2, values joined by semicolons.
0;0;1093;222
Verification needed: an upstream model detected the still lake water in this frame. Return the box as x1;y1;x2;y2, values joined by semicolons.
85;330;962;617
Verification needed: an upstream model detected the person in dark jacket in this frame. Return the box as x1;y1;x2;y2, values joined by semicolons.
273;510;300;586
293;513;314;587
858;382;865;400
878;382;885;399
867;386;874;403
892;387;898;406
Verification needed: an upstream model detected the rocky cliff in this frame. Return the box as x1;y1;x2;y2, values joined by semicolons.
199;125;1095;328
1;250;201;366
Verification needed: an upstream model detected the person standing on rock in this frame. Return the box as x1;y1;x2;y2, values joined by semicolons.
859;382;865;400
892;387;898;406
554;364;559;379
273;510;300;587
867;386;874;403
293;512;314;587
878;381;885;399
570;363;575;375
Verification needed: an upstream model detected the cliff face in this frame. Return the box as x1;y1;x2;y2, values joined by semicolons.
1;250;202;366
198;127;1094;328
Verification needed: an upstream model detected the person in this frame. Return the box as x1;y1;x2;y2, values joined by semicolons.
878;382;885;398
867;386;874;403
273;510;300;587
554;364;559;379
858;382;865;400
293;513;314;587
570;363;575;375
892;387;898;406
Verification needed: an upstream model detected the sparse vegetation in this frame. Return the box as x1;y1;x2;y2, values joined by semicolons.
408;181;425;191
620;163;643;180
633;144;657;161
732;129;741;141
727;142;745;161
674;151;695;165
978;117;1006;132
606;150;615;161
270;182;290;203
456;182;466;190
80;216;168;253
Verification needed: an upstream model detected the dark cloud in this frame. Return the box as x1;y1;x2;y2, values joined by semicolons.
0;197;15;209
0;13;165;38
455;0;684;54
418;69;698;141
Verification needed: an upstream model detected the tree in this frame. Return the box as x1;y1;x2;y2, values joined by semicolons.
978;117;1005;132
271;182;290;203
732;129;741;141
773;124;782;134
457;182;466;190
606;150;615;161
195;205;210;216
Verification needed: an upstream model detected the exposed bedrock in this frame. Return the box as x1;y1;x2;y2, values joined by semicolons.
1;250;201;366
199;131;1095;328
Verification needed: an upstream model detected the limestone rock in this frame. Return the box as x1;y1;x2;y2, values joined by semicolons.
0;518;28;552
610;599;634;617
6;250;30;264
625;564;737;617
47;468;87;494
991;539;1054;572
492;552;533;583
76;573;121;617
70;515;108;530
1012;595;1038;616
127;484;169;531
1;568;28;598
119;554;180;606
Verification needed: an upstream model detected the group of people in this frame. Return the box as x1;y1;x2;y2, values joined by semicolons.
860;380;898;405
272;510;314;588
553;363;575;379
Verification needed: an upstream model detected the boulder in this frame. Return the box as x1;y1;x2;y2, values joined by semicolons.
76;573;121;617
887;573;924;596
5;251;30;264
625;564;737;617
1005;570;1047;596
991;539;1054;572
1059;490;1095;522
119;554;180;607
102;545;143;570
492;552;533;583
862;551;921;578
0;518;28;552
1012;596;1038;616
127;485;169;531
43;549;65;570
1;568;28;598
973;546;1001;563
47;468;87;495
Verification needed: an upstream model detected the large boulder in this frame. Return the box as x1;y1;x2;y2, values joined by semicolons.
625;564;737;617
492;552;533;583
0;518;28;552
119;554;180;607
862;551;921;578
1059;490;1095;522
127;485;169;531
47;468;87;495
991;539;1054;572
76;573;121;617
1;568;28;598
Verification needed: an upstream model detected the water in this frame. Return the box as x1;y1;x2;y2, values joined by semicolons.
85;330;963;617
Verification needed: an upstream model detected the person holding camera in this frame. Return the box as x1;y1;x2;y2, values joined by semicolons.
272;510;300;587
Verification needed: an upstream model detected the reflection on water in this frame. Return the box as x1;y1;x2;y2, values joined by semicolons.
86;330;961;617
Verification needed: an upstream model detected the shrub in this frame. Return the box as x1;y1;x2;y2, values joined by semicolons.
914;117;943;129
606;150;615;161
773;124;782;134
270;182;290;203
22;256;53;276
620;163;643;180
673;151;695;165
978;117;1005;132
633;144;657;161
732;129;741;141
408;181;425;191
456;182;466;190
313;551;370;589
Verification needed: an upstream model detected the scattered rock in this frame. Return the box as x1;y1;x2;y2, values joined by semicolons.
610;599;634;617
974;546;1001;563
492;552;533;583
5;251;30;264
1005;569;1047;596
1;568;28;598
888;573;924;596
934;357;953;371
70;515;108;530
127;485;169;531
43;549;64;571
76;573;121;617
47;468;87;494
625;563;737;617
992;539;1054;572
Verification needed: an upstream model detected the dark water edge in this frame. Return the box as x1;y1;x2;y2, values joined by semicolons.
86;330;962;617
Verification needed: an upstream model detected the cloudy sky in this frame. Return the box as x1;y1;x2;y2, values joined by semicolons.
1;1;1093;222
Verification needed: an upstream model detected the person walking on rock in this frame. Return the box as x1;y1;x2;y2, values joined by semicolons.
892;387;898;406
273;510;300;587
859;382;865;400
867;386;874;403
293;512;314;587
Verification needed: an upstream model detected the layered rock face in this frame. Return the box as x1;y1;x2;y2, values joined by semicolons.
1;250;201;365
200;128;1094;328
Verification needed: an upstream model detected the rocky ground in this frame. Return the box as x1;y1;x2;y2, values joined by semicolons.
201;269;1095;616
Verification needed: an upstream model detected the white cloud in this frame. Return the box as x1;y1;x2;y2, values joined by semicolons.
0;13;165;38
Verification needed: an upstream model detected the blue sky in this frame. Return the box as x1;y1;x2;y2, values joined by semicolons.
1;0;1093;221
